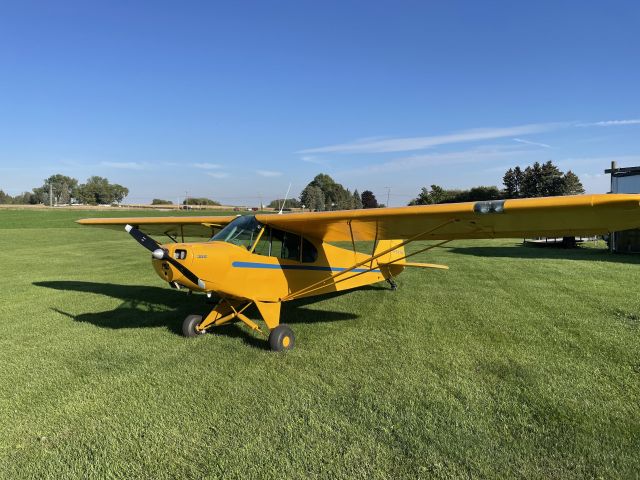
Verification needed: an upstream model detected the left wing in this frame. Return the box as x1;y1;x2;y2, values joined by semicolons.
77;215;239;238
256;194;640;242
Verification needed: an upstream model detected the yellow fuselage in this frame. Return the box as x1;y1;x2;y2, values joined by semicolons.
152;239;404;302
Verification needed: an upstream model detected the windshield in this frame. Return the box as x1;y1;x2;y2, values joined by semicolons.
210;215;263;249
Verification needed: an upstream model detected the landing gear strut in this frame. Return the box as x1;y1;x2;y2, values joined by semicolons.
387;277;398;291
181;299;293;351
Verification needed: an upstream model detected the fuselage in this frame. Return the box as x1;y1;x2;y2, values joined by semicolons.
152;237;405;302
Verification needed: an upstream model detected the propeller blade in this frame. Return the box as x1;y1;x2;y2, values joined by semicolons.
124;225;207;290
125;224;161;252
165;256;206;290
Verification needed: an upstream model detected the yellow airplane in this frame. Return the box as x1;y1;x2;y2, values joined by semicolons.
79;194;640;351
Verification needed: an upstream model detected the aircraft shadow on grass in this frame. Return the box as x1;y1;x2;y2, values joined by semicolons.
33;281;370;349
447;244;640;265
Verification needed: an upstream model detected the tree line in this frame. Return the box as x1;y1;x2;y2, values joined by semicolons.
1;161;585;209
408;161;584;205
0;174;129;205
275;161;584;212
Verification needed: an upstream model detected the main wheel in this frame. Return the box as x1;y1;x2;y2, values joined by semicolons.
269;324;295;352
183;314;205;337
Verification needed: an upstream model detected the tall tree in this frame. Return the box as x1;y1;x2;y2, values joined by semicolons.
0;190;12;204
503;166;524;198
305;173;353;209
352;189;363;209
563;171;585;195
539;161;565;196
110;184;129;204
504;161;585;198
76;176;109;205
428;185;448;204
408;187;433;205
32;174;79;205
361;190;379;208
13;192;34;204
300;185;325;211
75;176;129;205
521;162;543;197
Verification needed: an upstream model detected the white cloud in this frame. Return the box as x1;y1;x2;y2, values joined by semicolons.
298;123;565;154
513;138;551;148
344;145;533;175
300;155;327;165
580;173;606;179
555;155;640;170
256;170;283;177
100;162;145;170
207;172;229;179
191;163;222;169
577;119;640;127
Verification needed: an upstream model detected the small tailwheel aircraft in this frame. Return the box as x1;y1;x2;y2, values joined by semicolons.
79;194;640;351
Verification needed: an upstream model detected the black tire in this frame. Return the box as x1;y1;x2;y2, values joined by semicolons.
268;324;295;352
183;314;205;337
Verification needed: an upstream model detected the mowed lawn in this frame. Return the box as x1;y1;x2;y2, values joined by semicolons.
1;209;639;479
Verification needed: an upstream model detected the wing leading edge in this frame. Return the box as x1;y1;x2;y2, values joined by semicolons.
76;215;239;237
256;194;640;242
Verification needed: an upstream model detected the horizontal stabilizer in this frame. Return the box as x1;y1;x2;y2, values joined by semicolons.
378;261;449;270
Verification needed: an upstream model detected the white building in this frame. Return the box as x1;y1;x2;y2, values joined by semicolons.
605;161;640;252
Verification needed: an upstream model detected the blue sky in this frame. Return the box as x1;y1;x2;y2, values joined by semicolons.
1;1;639;205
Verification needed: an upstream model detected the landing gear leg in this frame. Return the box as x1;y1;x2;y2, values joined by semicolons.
255;301;294;352
182;299;294;351
387;277;398;291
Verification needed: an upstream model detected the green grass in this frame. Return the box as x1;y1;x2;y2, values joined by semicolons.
1;209;638;479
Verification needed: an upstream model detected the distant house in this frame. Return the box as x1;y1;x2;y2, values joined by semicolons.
605;161;640;253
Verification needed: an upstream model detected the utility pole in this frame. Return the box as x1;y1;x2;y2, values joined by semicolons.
49;183;53;207
385;187;391;208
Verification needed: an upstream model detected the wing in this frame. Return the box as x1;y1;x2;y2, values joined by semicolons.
256;194;640;241
77;215;239;238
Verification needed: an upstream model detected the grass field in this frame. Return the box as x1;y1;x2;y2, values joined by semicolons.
1;209;639;479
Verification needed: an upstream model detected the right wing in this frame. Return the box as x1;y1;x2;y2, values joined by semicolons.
256;194;640;241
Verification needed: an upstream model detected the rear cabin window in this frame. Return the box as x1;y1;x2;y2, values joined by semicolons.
257;227;317;263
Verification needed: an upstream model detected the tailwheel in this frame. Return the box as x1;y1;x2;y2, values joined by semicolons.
183;314;206;337
269;324;295;352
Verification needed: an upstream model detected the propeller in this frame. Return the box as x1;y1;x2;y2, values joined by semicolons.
125;224;206;290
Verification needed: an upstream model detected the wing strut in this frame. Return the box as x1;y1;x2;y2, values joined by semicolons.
280;218;459;301
287;239;453;301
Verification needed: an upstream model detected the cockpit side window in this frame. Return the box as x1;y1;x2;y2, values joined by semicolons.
210;216;263;250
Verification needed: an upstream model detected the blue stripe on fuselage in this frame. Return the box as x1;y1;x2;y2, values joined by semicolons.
231;261;381;273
